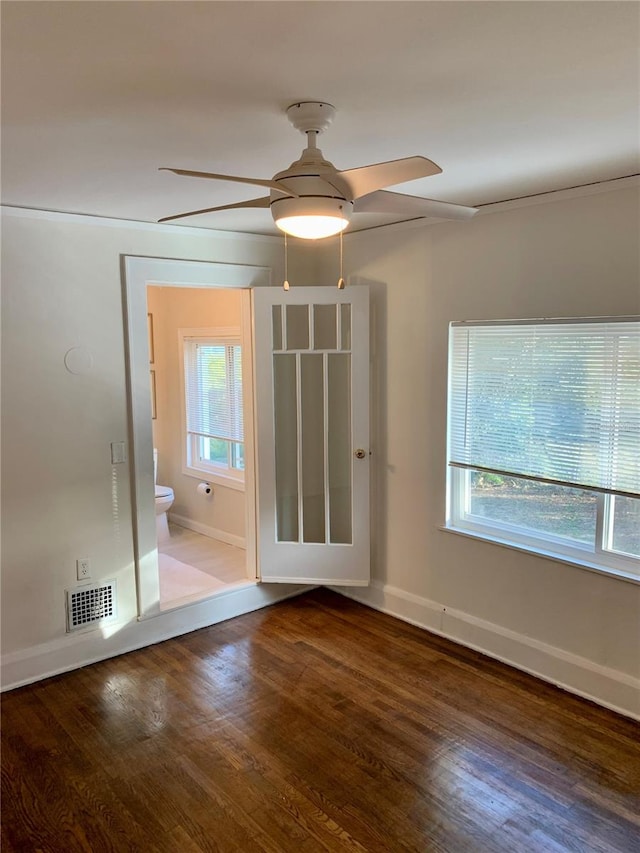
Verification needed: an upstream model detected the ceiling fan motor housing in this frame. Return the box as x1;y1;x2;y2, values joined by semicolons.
271;194;354;226
272;143;352;199
270;139;354;235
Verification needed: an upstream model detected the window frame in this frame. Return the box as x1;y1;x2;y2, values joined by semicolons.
445;318;640;584
448;468;638;581
179;327;245;492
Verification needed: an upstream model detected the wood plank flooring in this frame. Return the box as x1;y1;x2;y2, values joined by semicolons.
162;524;247;584
2;589;639;852
158;524;248;608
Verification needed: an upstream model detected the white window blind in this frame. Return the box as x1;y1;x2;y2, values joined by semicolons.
448;319;640;498
184;340;243;443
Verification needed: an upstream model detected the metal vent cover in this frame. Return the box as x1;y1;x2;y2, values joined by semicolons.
66;581;117;632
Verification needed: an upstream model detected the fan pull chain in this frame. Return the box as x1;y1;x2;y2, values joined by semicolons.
283;233;290;291
337;231;345;289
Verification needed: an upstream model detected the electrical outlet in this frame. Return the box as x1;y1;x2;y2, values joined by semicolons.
76;558;91;580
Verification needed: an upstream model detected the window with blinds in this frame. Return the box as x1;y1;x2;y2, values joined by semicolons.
446;317;640;580
182;332;244;484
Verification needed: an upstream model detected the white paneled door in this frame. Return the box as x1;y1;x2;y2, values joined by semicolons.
253;286;370;586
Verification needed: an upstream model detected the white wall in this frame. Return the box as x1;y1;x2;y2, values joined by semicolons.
0;211;316;685
2;186;639;717
147;285;245;541
330;184;640;717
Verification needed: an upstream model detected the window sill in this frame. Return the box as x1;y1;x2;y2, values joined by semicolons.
183;465;245;493
439;525;640;585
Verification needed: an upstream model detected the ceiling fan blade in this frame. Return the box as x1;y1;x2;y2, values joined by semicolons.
159;168;297;196
354;190;478;221
338;156;442;199
158;196;271;224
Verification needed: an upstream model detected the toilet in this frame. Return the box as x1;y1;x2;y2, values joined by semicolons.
154;449;174;542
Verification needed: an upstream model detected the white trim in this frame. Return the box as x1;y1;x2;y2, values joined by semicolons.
447;470;640;583
168;513;246;549
126;256;271;290
123;255;268;621
182;465;245;492
451;315;639;328
0;204;282;243
4;176;638;238
157;580;257;614
266;577;369;586
344;175;640;240
441;525;640;585
178;325;246;488
241;290;258;581
180;326;242;337
1;583;307;692
474;175;640;217
330;580;640;721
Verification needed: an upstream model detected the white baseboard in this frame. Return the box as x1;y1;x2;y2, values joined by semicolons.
263;576;367;586
330;580;640;721
169;513;246;549
7;576;638;720
1;582;305;692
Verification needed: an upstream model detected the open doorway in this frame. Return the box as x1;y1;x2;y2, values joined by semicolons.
147;284;249;609
125;257;371;620
123;256;269;621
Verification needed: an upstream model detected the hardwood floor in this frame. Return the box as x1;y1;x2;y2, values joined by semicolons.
2;589;639;852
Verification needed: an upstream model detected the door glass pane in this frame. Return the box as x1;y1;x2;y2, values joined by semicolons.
272;305;283;351
301;354;326;543
328;353;352;544
286;304;309;350
340;303;351;350
314;304;337;350
273;354;298;542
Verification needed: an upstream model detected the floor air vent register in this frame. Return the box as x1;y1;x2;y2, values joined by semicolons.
66;581;117;632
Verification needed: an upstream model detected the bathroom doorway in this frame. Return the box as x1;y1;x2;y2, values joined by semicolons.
125;256;371;621
147;284;251;609
123;256;269;621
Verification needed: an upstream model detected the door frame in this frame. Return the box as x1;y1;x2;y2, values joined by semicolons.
122;255;270;620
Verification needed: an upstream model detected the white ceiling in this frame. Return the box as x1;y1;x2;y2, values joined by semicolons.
2;1;638;236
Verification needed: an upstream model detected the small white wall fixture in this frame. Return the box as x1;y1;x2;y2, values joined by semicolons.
123;256;270;619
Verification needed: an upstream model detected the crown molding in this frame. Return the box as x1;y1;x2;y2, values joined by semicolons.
0;204;282;244
3;174;638;243
343;174;640;240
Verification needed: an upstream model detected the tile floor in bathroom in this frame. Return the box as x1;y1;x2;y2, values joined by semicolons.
158;522;250;609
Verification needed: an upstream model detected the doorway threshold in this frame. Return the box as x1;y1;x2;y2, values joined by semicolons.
159;579;258;613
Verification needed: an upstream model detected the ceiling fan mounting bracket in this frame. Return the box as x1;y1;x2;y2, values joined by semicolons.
287;102;336;135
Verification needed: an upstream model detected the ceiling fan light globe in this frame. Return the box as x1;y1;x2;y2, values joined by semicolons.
271;196;352;240
276;215;349;240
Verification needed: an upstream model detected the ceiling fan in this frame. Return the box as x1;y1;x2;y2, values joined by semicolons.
158;102;478;239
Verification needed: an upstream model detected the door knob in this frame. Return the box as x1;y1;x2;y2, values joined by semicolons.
354;449;367;459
